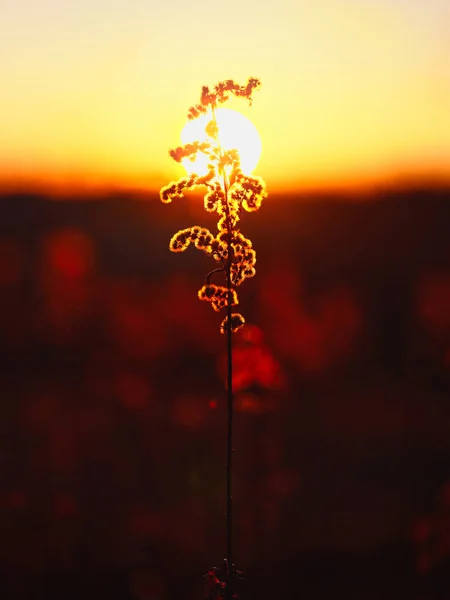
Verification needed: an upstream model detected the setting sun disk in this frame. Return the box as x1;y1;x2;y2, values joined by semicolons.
180;108;262;176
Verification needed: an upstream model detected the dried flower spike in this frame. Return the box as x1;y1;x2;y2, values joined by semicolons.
160;77;266;333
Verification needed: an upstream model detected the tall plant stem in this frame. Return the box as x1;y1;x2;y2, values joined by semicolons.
212;104;234;600
224;182;234;600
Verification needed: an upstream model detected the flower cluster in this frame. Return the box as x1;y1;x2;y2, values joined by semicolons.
169;141;211;164
160;78;266;333
198;284;238;313
187;78;261;121
220;313;246;335
169;226;214;253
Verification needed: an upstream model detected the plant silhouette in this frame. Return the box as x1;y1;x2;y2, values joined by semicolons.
160;77;266;600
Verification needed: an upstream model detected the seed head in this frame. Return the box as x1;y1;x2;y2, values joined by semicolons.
160;78;266;332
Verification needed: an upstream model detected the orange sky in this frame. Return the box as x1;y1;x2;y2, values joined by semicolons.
1;0;450;194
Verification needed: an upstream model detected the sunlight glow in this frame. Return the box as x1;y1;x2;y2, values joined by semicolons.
180;108;262;176
1;0;450;193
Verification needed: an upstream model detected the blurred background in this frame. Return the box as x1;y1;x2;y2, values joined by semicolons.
0;186;449;599
2;0;450;596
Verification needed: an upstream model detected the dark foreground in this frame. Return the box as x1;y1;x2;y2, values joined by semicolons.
0;187;449;599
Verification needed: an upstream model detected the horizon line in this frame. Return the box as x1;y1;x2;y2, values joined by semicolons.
1;173;450;201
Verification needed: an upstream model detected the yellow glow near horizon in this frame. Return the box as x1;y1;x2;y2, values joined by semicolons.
0;0;449;194
180;109;262;176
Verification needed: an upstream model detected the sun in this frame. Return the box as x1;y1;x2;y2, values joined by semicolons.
180;108;262;176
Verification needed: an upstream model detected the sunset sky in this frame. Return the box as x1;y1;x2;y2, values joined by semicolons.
1;0;449;194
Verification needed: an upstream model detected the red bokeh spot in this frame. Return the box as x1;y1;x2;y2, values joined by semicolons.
235;392;271;414
258;269;362;373
318;288;362;358
42;229;95;279
418;273;450;333
218;323;285;393
240;324;264;345
232;346;284;391
208;399;218;410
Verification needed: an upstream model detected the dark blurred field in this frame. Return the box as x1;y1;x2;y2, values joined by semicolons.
0;187;449;599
